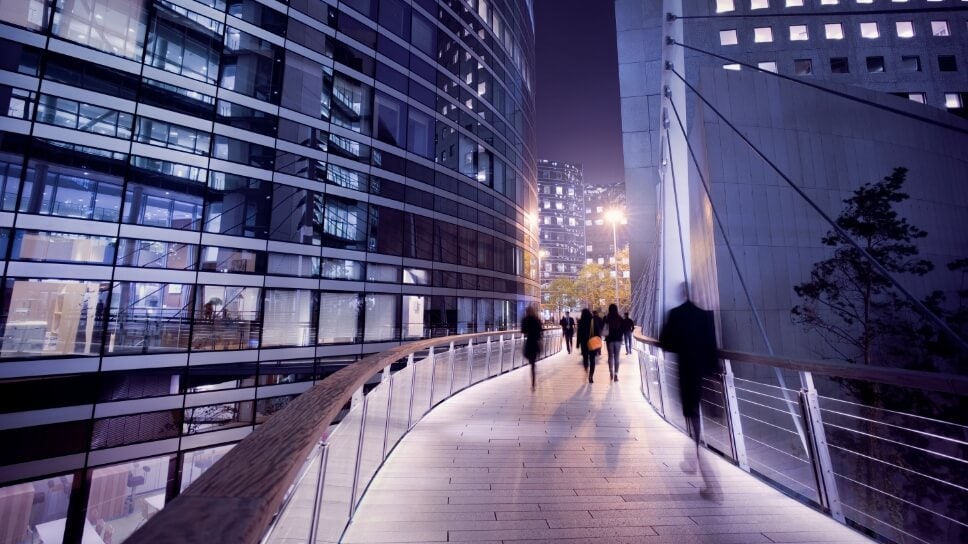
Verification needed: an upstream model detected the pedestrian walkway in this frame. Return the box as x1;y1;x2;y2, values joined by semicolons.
342;349;870;543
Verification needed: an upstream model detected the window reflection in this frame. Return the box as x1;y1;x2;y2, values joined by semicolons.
184;400;252;434
11;230;115;264
116;239;196;270
364;293;398;342
199;246;265;274
320;258;364;280
35;94;134;138
1;279;109;358
262;289;317;347
191;285;261;351
317;292;361;344
19;158;123;222
52;0;149;60
180;444;234;492
331;72;372;135
107;282;194;354
82;456;171;544
145;1;224;84
0;475;73;544
219;27;283;103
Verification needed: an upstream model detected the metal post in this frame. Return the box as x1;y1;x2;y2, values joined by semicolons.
466;338;474;387
799;372;845;523
382;371;393;460
485;336;492;377
497;334;505;373
348;393;369;514
721;359;749;471
427;346;437;409
448;340;456;396
655;350;669;418
307;443;330;544
406;353;417;429
510;334;517;368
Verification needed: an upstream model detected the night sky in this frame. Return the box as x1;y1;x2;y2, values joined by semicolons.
533;0;625;185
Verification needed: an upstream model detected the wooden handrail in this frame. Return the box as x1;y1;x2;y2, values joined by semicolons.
128;330;526;544
633;331;968;395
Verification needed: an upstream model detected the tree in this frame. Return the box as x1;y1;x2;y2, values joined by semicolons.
545;277;580;315
792;167;933;366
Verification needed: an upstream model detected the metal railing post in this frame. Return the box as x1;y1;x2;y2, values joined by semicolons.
510;334;517;368
485;336;492;377
655;349;669;418
497;334;505;373
307;443;329;544
448;340;456;396
382;371;393;460
427;346;437;410
721;359;749;471
466;338;474;387
348;390;368;514
799;372;845;523
406;353;417;429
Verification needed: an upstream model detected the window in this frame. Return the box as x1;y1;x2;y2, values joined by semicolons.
856;0;872;3
820;0;838;4
860;22;879;39
906;93;926;104
758;61;778;73
896;21;915;38
716;0;735;12
51;0;149;60
751;0;768;9
720;29;738;45
830;57;850;73
867;56;885;73
825;23;844;39
789;25;808;41
938;55;957;71
900;55;922;72
945;93;964;108
931;21;950;36
786;0;803;5
754;27;774;42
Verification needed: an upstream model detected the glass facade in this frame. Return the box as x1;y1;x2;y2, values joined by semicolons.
0;0;536;542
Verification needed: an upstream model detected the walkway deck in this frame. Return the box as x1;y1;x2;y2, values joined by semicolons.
342;349;870;544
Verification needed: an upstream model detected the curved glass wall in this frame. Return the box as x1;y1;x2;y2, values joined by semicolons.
0;1;537;541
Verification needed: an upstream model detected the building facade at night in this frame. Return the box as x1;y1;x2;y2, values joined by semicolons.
536;159;584;284
0;0;537;541
583;182;628;271
616;0;968;351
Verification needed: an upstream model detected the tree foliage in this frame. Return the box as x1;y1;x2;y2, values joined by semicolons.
792;167;933;366
540;248;632;315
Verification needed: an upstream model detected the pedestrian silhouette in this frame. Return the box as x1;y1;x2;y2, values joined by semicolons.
576;308;603;383
622;312;635;355
559;311;575;353
521;305;543;391
604;304;624;381
659;286;720;497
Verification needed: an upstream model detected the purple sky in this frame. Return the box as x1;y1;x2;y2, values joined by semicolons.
533;0;625;185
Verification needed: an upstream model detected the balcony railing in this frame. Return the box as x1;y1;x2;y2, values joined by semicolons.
129;328;563;544
632;333;967;544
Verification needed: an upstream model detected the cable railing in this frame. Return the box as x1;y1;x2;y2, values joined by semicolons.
128;327;562;544
633;333;968;544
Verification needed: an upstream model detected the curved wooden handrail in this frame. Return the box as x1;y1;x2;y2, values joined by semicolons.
128;330;532;544
633;331;968;395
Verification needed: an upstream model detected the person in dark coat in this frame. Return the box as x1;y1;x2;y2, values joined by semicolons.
659;291;720;495
603;304;625;381
521;305;543;391
576;308;603;383
622;312;635;355
559;311;575;353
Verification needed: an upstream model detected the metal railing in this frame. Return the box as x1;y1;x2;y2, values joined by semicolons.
633;333;968;544
129;328;562;544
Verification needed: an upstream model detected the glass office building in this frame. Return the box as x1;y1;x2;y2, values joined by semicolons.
0;0;536;541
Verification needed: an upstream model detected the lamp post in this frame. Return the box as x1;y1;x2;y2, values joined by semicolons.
605;210;624;303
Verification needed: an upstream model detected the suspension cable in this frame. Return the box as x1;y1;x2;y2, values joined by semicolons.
665;64;968;353
670;6;968;20
666;38;968;136
663;127;690;300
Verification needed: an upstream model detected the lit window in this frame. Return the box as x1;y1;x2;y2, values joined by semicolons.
758;61;778;72
716;0;735;12
860;22;879;38
830;57;849;73
900;55;922;72
751;0;769;9
896;21;915;38
908;93;926;104
794;58;813;75
720;29;738;45
931;21;950;36
723;63;741;71
754;27;773;42
825;23;844;39
945;93;963;108
789;25;809;40
820;0;838;4
786;0;803;5
866;56;885;73
856;0;872;3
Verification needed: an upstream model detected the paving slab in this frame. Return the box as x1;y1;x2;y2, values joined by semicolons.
342;350;870;543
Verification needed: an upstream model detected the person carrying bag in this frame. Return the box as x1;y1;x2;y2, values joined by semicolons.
576;309;603;383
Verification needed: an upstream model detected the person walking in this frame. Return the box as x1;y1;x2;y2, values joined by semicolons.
576;309;603;383
659;290;719;494
603;304;625;382
521;305;543;391
559;311;576;353
622;312;635;355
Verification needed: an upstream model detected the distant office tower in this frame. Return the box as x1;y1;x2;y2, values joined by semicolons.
0;1;537;540
616;1;968;356
583;183;628;271
536;160;585;286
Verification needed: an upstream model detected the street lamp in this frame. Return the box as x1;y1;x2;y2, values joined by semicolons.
605;209;625;303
